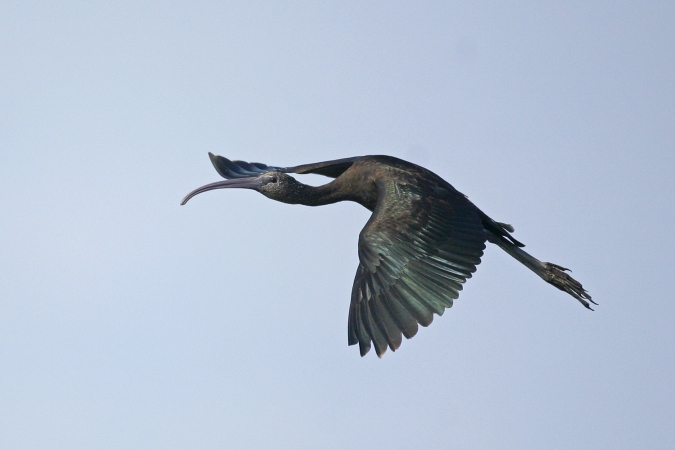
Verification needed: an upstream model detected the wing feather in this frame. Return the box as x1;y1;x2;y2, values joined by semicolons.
349;178;486;357
286;157;362;178
208;153;361;179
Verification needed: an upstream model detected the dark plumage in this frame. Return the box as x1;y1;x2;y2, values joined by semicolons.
182;153;594;357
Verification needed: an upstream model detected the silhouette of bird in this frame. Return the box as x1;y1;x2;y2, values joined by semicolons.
182;153;594;357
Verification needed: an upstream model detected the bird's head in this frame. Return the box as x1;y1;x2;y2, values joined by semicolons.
181;171;303;205
257;172;304;202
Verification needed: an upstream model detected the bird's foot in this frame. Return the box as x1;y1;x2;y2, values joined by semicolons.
542;262;596;310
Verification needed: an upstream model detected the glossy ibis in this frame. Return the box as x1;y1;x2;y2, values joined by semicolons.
182;154;594;357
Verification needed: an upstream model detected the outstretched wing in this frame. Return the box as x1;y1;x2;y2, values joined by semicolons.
208;153;284;178
208;152;361;179
286;157;362;178
349;178;486;357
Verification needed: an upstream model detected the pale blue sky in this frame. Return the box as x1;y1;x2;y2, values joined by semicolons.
2;2;674;448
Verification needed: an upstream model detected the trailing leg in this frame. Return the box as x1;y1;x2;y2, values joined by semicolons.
486;230;596;309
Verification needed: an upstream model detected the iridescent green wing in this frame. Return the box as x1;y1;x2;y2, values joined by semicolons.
208;153;361;179
349;179;486;357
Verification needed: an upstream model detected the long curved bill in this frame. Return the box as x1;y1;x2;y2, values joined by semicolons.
181;177;263;205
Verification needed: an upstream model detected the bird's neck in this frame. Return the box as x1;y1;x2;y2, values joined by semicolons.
293;180;349;207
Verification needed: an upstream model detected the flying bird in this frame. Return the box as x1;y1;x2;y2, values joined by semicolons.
182;154;594;357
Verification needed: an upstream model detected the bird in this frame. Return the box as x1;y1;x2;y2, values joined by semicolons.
182;153;594;357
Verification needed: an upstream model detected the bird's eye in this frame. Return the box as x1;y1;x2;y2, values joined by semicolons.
271;176;277;183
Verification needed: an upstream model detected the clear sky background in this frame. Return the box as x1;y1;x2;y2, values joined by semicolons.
2;2;674;449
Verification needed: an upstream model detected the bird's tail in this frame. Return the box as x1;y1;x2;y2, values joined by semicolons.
486;230;596;310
